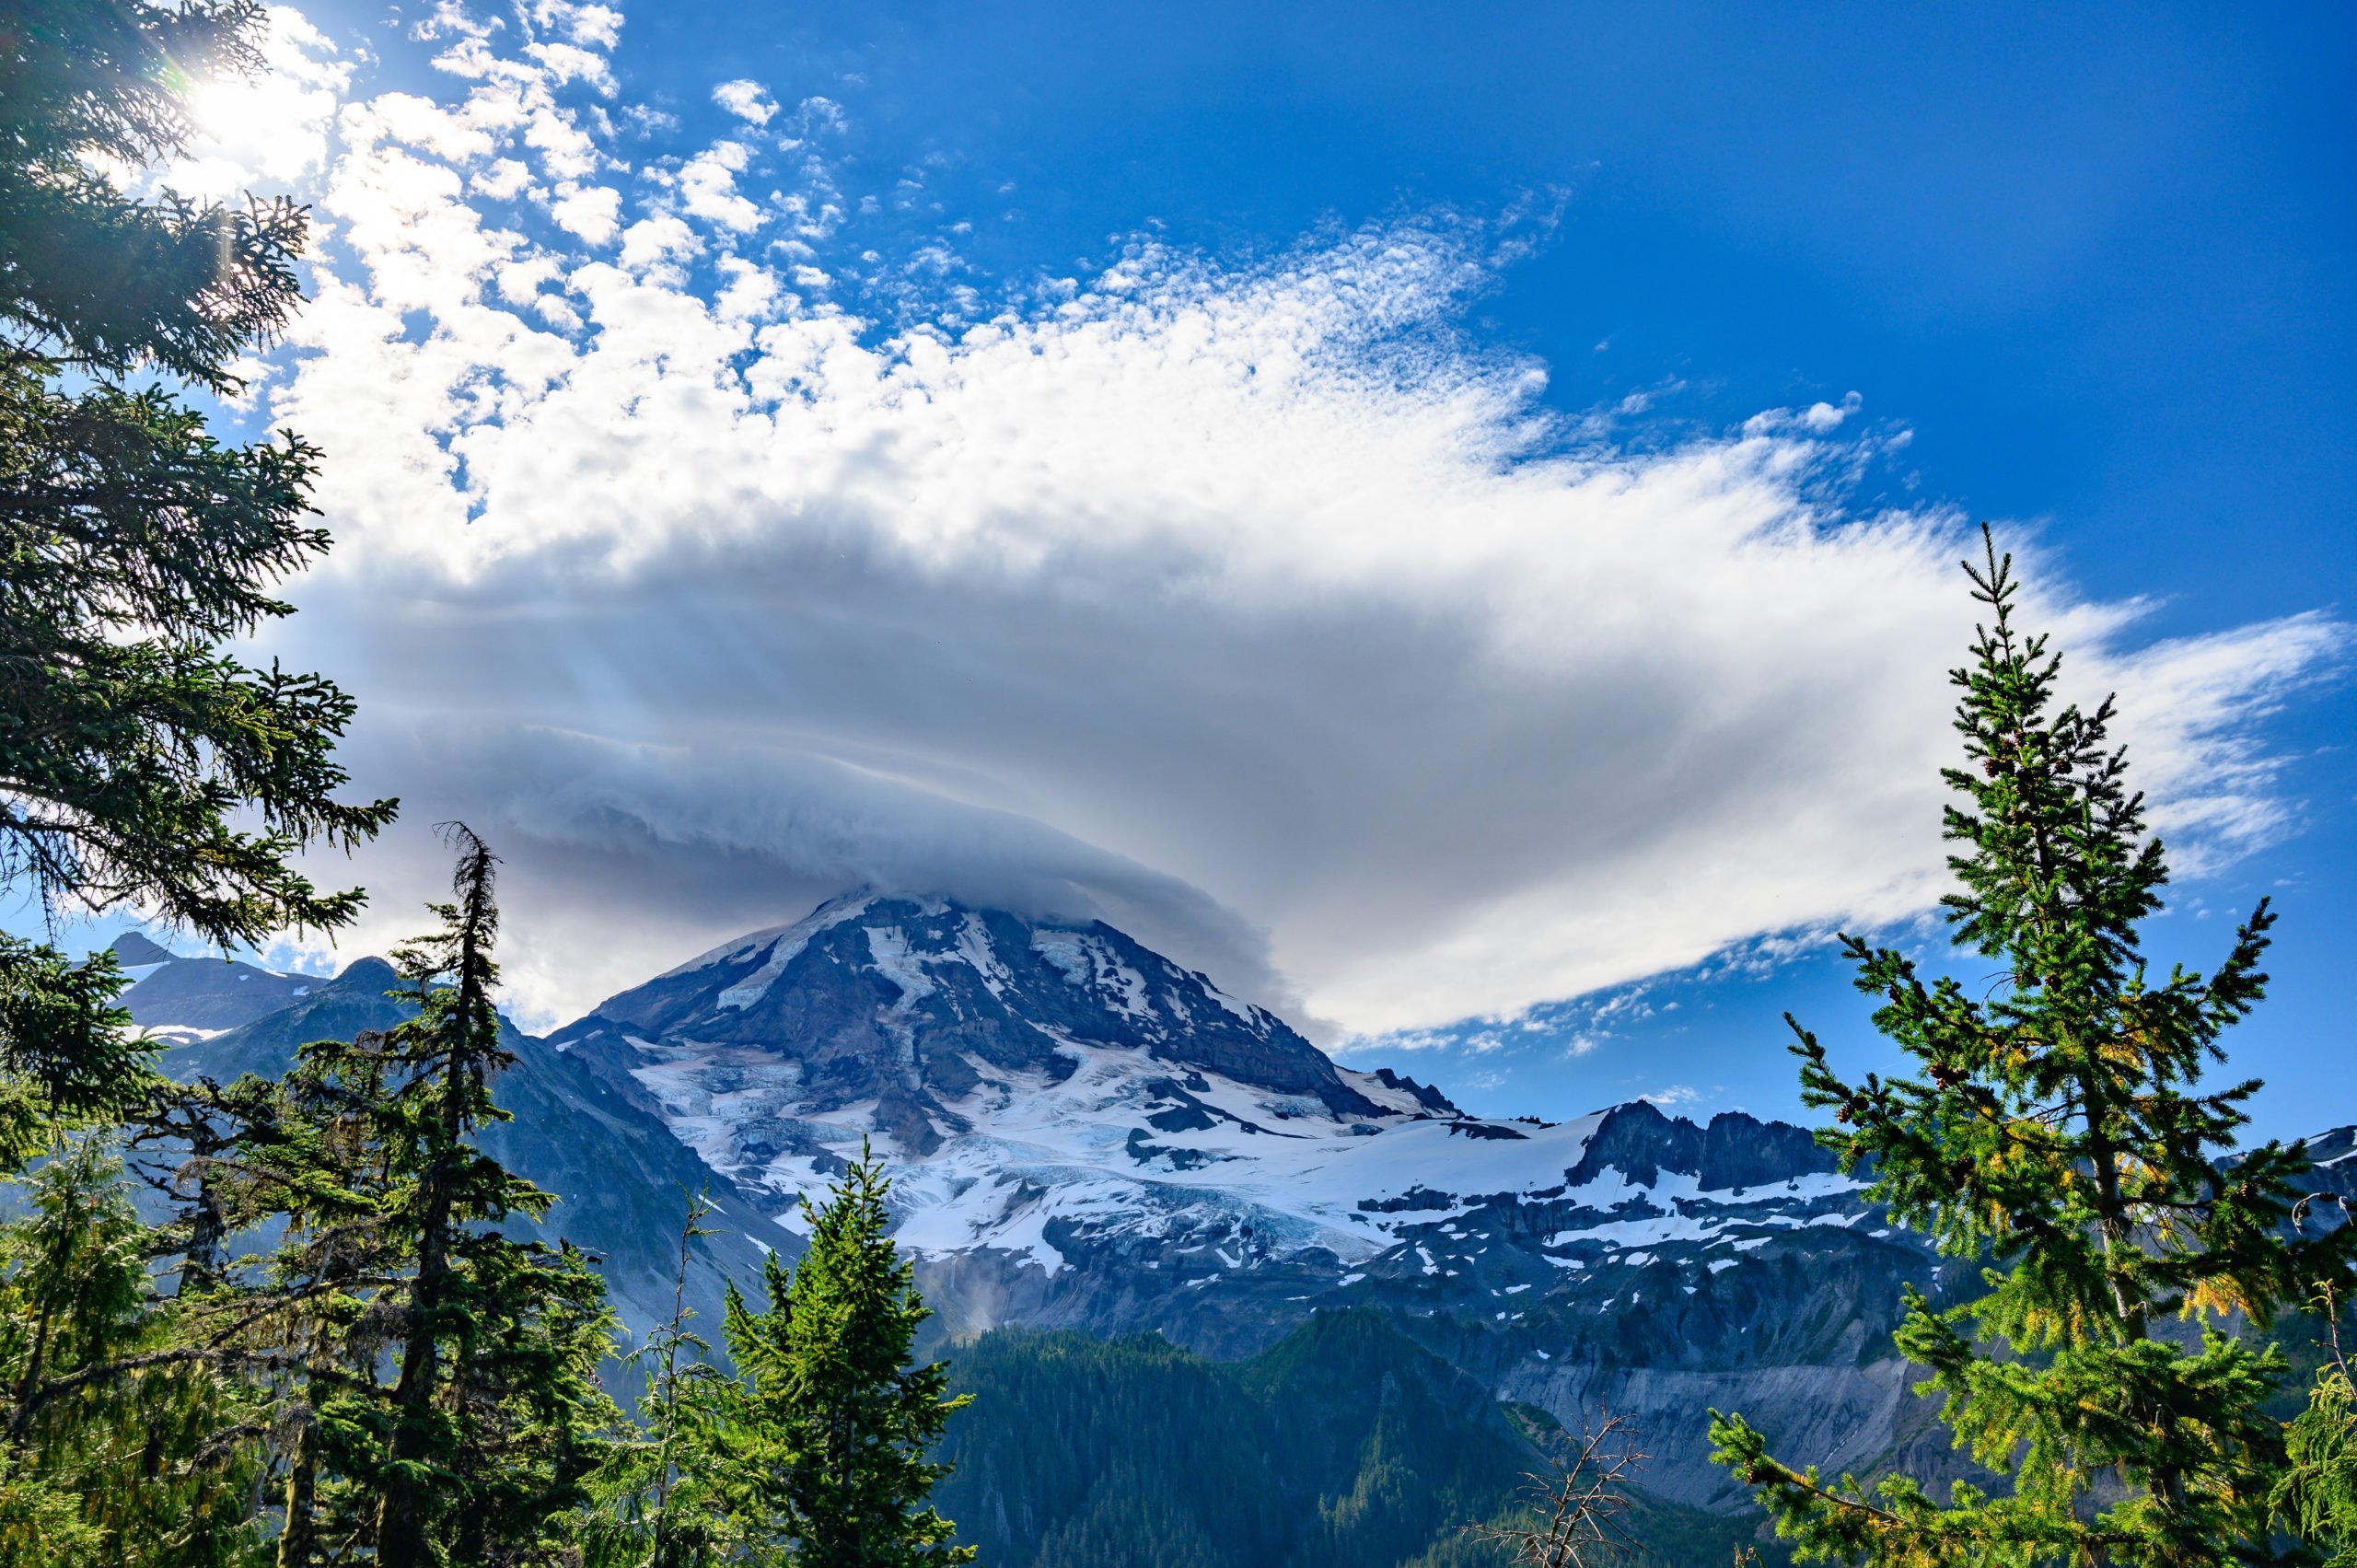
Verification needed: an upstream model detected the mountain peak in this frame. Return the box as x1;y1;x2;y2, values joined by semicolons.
557;894;1383;1159
109;931;175;966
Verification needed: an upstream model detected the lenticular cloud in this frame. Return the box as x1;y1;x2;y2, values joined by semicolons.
234;2;2340;1035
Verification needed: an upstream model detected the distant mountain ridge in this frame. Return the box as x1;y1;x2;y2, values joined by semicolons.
110;932;314;1037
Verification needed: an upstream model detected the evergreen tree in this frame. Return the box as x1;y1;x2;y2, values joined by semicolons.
0;0;394;949
0;9;391;1549
0;1138;269;1568
579;1191;743;1568
1709;528;2357;1565
2276;1288;2357;1563
719;1145;974;1567
296;825;620;1566
267;1019;413;1564
0;973;275;1564
0;937;150;1170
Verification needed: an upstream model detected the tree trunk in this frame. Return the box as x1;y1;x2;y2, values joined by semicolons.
277;1411;319;1568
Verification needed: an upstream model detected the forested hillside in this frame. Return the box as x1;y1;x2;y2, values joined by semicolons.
934;1309;1770;1568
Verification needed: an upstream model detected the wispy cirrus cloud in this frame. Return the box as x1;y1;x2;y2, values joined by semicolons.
202;3;2340;1036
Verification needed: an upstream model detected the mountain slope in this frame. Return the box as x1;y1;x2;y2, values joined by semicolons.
110;931;312;1037
547;893;1966;1507
153;957;801;1342
935;1310;1774;1568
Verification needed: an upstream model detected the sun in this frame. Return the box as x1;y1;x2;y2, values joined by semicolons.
175;65;328;198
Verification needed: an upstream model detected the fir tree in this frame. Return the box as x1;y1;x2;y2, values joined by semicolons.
719;1145;974;1567
579;1191;742;1568
327;825;620;1566
1709;528;2357;1565
0;1138;269;1568
2275;1286;2357;1563
267;1022;418;1565
0;0;394;950
0;9;391;1549
0;937;151;1171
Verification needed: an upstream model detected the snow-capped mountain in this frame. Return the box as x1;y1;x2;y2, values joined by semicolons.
543;893;1493;1267
127;893;2352;1508
544;894;1956;1504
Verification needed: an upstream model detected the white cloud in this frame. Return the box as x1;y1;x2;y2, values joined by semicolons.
617;214;701;273
471;157;532;199
714;257;781;320
234;7;2343;1038
712;79;779;125
674;141;762;232
173;6;354;197
527;0;623;50
525;41;616;94
549;182;621;243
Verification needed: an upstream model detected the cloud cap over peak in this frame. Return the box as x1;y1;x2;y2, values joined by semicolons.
231;3;2340;1040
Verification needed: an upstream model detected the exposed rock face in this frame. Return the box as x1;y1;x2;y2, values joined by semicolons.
552;895;1384;1158
1562;1098;1842;1192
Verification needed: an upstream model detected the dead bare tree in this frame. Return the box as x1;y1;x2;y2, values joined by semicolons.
1468;1408;1649;1568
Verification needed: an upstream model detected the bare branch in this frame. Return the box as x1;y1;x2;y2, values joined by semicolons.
1466;1409;1648;1568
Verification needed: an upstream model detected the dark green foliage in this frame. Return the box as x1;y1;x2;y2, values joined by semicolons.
575;1159;978;1567
2276;1291;2357;1563
0;5;389;1539
267;828;623;1566
0;1137;270;1567
1028;1463;1224;1568
577;1191;745;1568
0;7;650;1560
1709;529;2357;1565
1;0;393;949
934;1307;1761;1568
0;938;154;1169
716;1145;973;1566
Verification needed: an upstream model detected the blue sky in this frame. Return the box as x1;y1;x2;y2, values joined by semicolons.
43;1;2355;1140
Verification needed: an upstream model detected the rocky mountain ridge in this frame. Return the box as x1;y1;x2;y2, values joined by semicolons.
531;894;1950;1507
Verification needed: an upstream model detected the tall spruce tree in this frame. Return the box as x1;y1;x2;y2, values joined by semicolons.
719;1145;974;1567
265;1023;409;1566
1709;529;2357;1565
302;826;621;1567
1;0;393;1204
